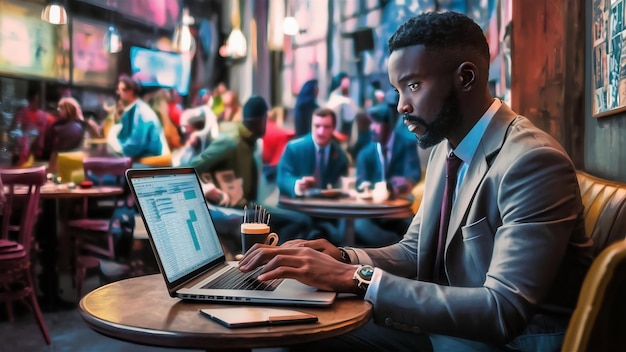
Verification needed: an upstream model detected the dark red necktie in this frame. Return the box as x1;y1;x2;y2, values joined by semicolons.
434;152;463;283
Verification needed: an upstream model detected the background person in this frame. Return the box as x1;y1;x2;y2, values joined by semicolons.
184;96;312;256
277;107;349;198
277;107;349;243
47;97;98;173
354;102;421;246
108;75;164;160
10;86;48;165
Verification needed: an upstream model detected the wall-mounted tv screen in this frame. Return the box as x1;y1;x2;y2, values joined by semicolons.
129;46;191;96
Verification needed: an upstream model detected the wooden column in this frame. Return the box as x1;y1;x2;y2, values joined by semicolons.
511;0;585;167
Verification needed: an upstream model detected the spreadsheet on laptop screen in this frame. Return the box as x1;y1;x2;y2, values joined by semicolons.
131;173;223;282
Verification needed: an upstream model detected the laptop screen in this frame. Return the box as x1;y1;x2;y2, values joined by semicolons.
130;171;223;282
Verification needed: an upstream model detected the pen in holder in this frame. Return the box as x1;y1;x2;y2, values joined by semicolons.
241;204;279;253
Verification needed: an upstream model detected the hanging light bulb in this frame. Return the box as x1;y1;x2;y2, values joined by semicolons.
282;16;299;36
172;8;196;55
103;24;123;53
219;0;247;59
226;28;247;58
41;1;68;25
172;24;196;55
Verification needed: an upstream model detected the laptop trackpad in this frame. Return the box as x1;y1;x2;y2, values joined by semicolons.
277;279;322;292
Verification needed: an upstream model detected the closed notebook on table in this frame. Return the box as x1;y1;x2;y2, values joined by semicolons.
199;307;318;328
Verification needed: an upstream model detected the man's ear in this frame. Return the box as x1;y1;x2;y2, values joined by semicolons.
456;62;478;91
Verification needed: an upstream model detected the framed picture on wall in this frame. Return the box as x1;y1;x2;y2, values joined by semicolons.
592;0;626;118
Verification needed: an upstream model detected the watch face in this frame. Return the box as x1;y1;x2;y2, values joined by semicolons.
359;266;374;280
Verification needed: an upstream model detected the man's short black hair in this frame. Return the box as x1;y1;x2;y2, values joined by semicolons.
388;11;490;71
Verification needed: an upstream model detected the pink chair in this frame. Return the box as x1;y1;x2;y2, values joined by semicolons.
67;157;132;300
0;165;50;344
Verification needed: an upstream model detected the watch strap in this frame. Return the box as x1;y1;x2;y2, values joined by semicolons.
338;247;351;264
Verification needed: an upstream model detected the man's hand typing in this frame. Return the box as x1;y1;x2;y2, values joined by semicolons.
238;241;358;293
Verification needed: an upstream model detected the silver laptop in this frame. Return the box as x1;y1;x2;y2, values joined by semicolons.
126;167;336;306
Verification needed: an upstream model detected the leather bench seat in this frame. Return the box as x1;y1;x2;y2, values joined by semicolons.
576;171;626;256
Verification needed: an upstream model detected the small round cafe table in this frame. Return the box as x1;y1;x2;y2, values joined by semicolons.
79;274;372;351
278;195;413;245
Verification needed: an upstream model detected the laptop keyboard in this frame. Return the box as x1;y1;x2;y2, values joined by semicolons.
201;266;283;291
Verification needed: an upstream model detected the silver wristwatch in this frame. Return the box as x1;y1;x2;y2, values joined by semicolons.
353;265;374;297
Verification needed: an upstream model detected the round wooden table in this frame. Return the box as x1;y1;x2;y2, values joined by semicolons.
279;195;413;245
80;274;372;351
38;183;124;199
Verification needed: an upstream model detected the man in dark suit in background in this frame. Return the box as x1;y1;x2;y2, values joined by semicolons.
277;107;349;243
277;107;349;198
354;102;421;246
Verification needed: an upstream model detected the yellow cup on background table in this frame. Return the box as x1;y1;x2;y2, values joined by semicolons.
56;151;86;183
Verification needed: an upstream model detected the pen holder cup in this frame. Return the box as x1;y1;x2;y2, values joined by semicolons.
241;223;279;254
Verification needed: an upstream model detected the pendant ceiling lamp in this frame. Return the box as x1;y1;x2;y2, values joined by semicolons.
283;0;299;36
219;0;247;59
41;0;68;25
103;11;122;53
103;24;123;53
172;7;196;55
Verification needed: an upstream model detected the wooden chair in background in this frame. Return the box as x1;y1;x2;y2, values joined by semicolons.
67;156;132;300
0;165;50;344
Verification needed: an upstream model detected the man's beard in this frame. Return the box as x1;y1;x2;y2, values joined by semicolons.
403;90;461;149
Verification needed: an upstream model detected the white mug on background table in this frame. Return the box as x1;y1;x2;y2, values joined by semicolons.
372;181;390;203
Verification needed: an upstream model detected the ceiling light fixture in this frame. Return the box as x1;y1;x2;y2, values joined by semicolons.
41;1;68;25
172;7;196;56
103;24;123;53
219;0;247;59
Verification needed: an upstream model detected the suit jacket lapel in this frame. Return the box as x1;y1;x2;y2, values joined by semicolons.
446;104;520;248
306;136;317;174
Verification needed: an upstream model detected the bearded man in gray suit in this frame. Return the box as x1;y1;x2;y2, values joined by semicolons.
240;11;592;351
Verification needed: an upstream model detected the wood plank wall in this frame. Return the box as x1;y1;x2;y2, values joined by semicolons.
512;0;585;168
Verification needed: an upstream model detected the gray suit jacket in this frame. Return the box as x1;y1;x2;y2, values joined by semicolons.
358;103;592;344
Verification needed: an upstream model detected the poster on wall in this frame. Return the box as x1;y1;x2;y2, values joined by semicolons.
592;0;626;118
0;0;70;81
72;18;118;88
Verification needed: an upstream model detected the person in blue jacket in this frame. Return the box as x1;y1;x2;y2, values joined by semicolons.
115;75;164;160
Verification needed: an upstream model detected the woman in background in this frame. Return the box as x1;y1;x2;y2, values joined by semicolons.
48;97;100;172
